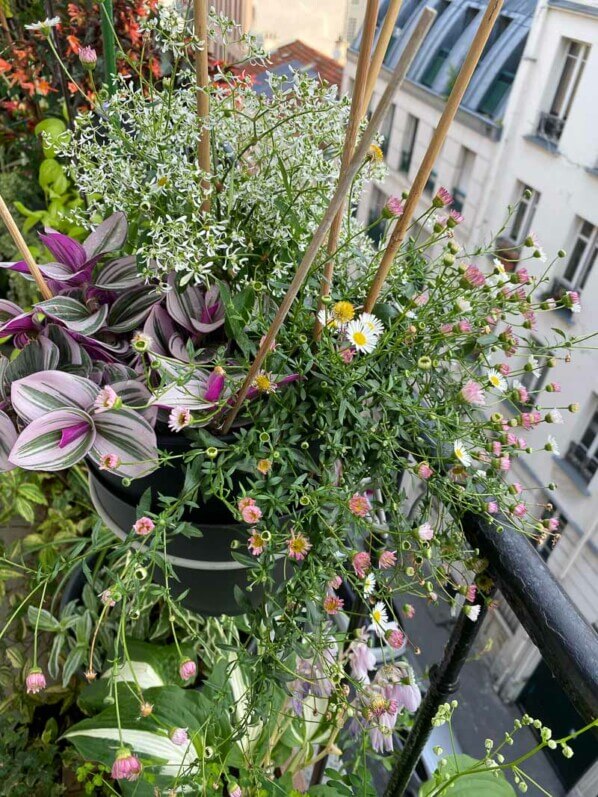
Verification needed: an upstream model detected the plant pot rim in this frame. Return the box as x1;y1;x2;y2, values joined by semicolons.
89;476;282;571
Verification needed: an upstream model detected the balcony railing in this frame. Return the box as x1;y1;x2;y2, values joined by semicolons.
536;112;566;148
309;466;598;794
566;441;598;484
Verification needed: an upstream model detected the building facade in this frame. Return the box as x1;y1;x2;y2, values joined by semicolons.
210;0;254;60
346;1;598;793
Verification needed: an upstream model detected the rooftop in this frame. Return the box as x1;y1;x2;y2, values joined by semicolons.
351;0;538;123
243;39;343;96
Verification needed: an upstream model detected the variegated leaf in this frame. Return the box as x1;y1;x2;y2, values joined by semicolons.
4;338;60;389
9;408;95;471
0;410;18;471
150;377;212;410
93;255;139;290
106;287;161;333
11;370;99;423
36;296;108;336
83;211;127;259
89;407;158;478
111;379;157;426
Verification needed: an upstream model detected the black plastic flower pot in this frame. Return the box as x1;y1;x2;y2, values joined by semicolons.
87;432;281;617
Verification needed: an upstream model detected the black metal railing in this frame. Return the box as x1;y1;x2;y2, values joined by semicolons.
384;505;598;797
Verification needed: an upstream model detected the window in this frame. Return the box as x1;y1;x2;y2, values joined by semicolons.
452;147;475;214
421;47;450;88
537;39;589;145
566;406;598;484
400;114;419;174
367;187;387;246
424;169;437;196
380;104;396;156
479;69;515;117
508;184;540;244
562;219;597;292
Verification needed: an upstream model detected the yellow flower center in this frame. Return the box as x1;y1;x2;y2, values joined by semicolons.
372;609;382;623
352;330;367;347
368;144;384;163
333;301;355;323
254;374;272;392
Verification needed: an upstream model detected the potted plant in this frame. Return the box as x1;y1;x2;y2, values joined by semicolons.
0;2;592;792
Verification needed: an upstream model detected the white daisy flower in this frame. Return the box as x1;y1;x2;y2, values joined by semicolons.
168;407;192;432
369;601;391;636
346;319;378;354
546;409;564;425
546;435;560;455
317;308;338;331
487;369;507;393
453;439;472;467
25;16;60;31
363;572;376;597
455;297;472;313
527;355;541;377
359;312;384;338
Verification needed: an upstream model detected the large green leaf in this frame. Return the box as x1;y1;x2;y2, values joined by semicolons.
419;754;517;796
79;638;195;714
66;682;232;790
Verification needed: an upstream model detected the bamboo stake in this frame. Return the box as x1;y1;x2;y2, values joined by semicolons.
194;0;211;209
364;0;504;312
221;8;437;434
362;0;404;115
313;0;379;339
0;194;53;300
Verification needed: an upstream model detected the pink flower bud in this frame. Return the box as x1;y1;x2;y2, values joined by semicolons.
179;658;197;681
170;727;189;746
25;667;46;694
111;748;142;781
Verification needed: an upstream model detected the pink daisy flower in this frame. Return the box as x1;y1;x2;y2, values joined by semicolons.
352;551;371;579
133;516;155;536
323;594;344;615
241;504;262;524
348;492;371;517
378;550;397;569
287;531;312;561
460;379;485;406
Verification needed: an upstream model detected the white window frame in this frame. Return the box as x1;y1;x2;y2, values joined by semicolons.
562;218;598;292
549;39;589;122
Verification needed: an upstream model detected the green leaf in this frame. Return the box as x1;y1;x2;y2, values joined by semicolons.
419;755;517;796
35;117;67;157
27;606;61;632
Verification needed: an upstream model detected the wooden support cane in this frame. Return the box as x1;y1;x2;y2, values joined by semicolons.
363;0;504;312
221;8;437;433
362;0;404;115
313;0;379;339
0;194;53;300
194;0;211;210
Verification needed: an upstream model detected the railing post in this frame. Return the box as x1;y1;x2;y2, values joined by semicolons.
383;590;491;797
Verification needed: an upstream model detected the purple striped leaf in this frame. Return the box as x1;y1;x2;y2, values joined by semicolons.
83;212;127;259
89;408;158;478
111;380;157;426
165;276;203;335
94;255;138;290
150;377;213;410
106;287;161;333
11;370;99;423
4;338;60;389
0;411;18;471
35;297;108;336
9;408;95;471
39;230;87;269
